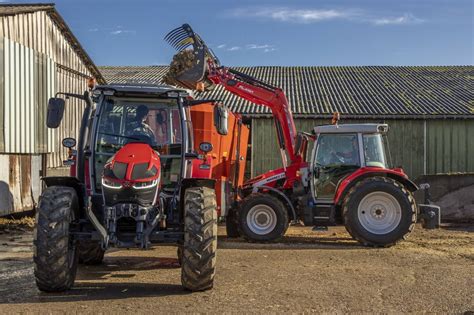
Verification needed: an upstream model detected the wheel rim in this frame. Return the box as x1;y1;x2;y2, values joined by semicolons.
357;192;402;235
246;204;277;235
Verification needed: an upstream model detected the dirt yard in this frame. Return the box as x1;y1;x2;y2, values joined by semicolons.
0;224;473;313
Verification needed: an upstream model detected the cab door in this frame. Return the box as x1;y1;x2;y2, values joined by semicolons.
311;133;361;201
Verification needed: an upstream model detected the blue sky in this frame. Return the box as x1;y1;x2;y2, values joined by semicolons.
9;0;474;66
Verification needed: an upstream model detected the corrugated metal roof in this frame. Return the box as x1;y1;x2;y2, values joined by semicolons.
0;3;105;83
99;65;474;118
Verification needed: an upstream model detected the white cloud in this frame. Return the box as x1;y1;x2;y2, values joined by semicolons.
218;43;277;52
230;7;425;26
372;13;425;26
110;29;136;35
88;28;99;32
246;44;272;49
232;7;355;23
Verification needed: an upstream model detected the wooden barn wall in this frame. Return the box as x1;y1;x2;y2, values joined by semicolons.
251;118;474;180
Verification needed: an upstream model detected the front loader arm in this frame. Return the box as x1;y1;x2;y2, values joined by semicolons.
164;23;303;173
206;63;300;167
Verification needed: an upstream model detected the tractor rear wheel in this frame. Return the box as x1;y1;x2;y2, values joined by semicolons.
225;209;240;238
33;186;79;292
78;241;105;265
238;193;289;242
342;177;416;247
181;187;217;291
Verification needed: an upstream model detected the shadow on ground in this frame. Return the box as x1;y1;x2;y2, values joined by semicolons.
0;255;188;304
217;234;362;250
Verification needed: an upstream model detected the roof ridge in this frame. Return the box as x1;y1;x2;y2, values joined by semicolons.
0;3;55;7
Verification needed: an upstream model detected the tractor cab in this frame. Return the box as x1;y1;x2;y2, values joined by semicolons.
310;123;390;201
91;85;188;195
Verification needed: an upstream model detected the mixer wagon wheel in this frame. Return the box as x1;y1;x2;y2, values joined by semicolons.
225;209;241;238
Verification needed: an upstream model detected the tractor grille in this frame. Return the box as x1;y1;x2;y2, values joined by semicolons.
113;162;127;179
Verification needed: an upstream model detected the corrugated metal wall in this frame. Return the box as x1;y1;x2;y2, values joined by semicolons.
0;37;56;154
48;67;88;167
0;10;90;76
0;10;93;167
251;118;474;180
0;10;96;215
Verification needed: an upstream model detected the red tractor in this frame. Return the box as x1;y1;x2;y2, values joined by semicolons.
164;24;439;246
34;84;233;292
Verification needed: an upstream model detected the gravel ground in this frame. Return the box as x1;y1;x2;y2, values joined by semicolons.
0;224;473;314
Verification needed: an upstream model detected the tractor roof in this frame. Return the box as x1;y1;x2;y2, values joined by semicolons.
94;84;189;97
314;123;388;134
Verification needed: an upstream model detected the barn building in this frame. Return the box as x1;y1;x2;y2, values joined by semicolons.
99;65;474;180
0;3;105;215
0;3;472;217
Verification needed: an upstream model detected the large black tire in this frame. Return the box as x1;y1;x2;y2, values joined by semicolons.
238;193;289;242
342;177;416;247
33;186;79;292
181;187;217;291
225;209;241;238
78;241;105;265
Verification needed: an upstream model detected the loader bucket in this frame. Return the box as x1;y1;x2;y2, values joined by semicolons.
164;24;217;90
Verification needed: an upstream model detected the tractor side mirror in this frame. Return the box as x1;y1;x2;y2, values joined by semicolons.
46;98;65;128
214;103;228;135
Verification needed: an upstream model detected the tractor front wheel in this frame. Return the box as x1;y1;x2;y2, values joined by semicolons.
238;193;289;242
78;241;105;265
181;187;217;291
33;186;79;292
343;177;416;247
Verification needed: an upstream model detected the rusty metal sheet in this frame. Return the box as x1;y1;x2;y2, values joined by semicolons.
0;154;41;216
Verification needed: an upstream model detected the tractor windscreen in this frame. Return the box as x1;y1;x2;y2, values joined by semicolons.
315;134;361;168
362;134;387;168
94;97;183;190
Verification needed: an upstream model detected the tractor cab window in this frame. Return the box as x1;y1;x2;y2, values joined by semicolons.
96;98;182;154
363;134;387;168
94;97;184;190
315;134;361;168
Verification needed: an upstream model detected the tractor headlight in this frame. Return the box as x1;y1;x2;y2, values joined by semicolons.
133;179;159;190
102;178;122;189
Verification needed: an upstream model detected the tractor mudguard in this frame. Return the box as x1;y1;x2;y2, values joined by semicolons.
42;176;86;209
334;168;418;206
181;178;216;190
254;185;297;222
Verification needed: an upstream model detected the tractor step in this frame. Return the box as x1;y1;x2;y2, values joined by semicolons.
303;201;336;226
